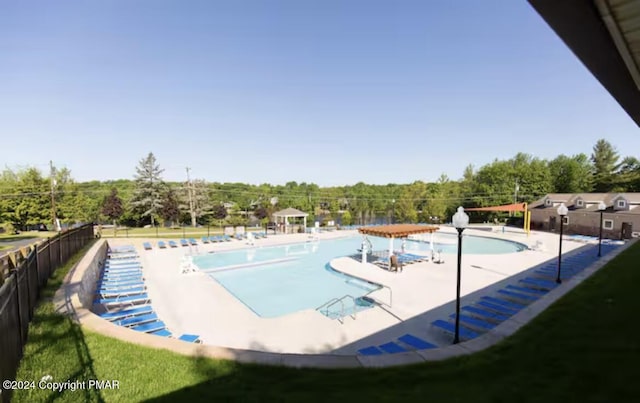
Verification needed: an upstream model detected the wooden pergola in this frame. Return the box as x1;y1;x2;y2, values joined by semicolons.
357;224;440;264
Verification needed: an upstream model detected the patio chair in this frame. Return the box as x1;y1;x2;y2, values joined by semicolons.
168;240;178;248
143;242;153;250
158;241;167;249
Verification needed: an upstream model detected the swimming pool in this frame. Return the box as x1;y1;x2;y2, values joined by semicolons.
192;234;526;318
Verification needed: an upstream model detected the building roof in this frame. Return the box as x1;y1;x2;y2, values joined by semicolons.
529;0;640;127
272;207;309;217
529;192;640;211
466;203;528;212
358;224;439;238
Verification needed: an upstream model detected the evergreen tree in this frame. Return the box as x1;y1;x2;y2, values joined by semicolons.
130;152;165;226
591;139;619;192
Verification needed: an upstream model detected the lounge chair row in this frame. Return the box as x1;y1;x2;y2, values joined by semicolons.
430;243;621;342
95;244;202;343
357;333;438;355
144;233;269;251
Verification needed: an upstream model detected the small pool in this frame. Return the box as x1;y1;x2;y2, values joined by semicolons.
192;234;526;318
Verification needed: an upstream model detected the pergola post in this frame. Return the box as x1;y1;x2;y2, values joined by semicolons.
430;232;435;254
361;235;367;264
388;236;394;258
303;216;307;231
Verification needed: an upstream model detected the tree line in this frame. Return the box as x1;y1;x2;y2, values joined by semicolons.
1;139;638;231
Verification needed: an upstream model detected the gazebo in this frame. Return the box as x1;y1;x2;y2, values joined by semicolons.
358;224;440;264
272;207;309;234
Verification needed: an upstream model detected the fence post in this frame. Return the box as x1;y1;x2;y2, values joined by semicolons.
8;253;24;345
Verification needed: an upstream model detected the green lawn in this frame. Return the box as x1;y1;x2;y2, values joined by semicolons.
13;242;640;402
0;231;57;242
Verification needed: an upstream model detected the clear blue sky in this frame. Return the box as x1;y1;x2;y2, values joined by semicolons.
1;1;638;186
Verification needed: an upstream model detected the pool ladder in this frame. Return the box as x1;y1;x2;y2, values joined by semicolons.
316;295;357;324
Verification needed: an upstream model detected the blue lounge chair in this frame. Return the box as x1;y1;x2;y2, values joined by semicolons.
152;329;172;337
105;262;141;269
476;301;519;316
100;272;143;280
102;267;142;274
131;320;166;334
189;238;198;246
94;293;150;307
180;239;189;247
100;273;143;281
379;342;408;353
505;284;547;296
114;312;159;327
98;282;145;291
497;289;539;302
481;296;525;311
100;275;144;283
105;258;140;264
450;314;495;331
431;320;479;340
519;277;557;290
143;242;152;250
358;346;384;356
201;236;210;244
98;305;154;321
397;334;437;350
168;240;178;248
158;241;167;249
178;334;201;343
461;306;509;322
97;287;146;298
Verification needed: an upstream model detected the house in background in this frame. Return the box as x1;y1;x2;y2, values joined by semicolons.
529;193;640;239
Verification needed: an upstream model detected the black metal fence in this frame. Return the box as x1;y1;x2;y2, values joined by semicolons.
0;224;94;403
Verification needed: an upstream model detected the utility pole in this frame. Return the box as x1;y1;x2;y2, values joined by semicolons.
186;167;196;227
50;160;58;231
512;179;519;218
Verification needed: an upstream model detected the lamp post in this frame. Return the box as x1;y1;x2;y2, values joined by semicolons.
556;203;568;284
597;201;606;257
452;206;469;344
391;199;396;224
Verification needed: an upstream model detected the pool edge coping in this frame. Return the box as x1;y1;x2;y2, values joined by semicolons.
53;236;638;369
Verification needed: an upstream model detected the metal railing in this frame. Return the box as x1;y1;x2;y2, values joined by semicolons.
363;284;393;308
316;294;358;324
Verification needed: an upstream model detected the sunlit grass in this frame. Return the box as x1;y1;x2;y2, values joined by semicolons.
13;241;640;402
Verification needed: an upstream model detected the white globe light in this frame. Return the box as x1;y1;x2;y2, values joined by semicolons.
452;206;469;229
557;203;568;216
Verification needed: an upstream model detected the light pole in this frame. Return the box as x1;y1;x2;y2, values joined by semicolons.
391;199;396;224
556;203;568;284
452;206;469;344
597;201;606;257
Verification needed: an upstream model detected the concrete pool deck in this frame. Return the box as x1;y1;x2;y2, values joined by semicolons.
56;227;635;367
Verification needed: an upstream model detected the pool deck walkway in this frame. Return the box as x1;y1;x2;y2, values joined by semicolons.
102;227;592;354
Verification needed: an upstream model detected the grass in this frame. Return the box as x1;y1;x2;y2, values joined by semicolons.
0;231;56;242
13;241;640;402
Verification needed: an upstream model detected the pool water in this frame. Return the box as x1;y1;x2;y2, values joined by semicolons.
192;234;526;318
